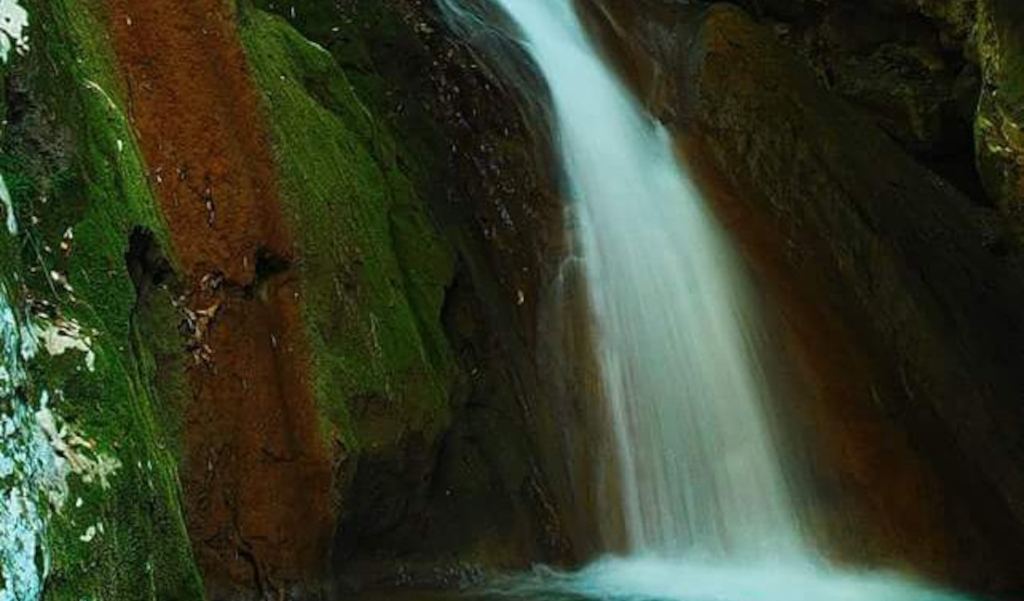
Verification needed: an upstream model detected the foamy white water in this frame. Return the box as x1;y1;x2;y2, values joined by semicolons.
486;557;972;601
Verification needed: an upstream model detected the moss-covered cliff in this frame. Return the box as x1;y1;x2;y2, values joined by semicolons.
235;0;573;588
2;0;203;598
4;0;569;598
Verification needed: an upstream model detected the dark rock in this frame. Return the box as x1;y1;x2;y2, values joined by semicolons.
678;5;1024;591
830;42;967;155
975;0;1024;236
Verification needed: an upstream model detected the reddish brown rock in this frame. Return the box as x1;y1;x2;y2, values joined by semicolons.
104;1;333;597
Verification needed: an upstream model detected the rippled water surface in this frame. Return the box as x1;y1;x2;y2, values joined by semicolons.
356;558;976;601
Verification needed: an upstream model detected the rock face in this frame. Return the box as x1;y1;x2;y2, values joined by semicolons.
2;0;569;599
105;2;336;596
287;0;574;578
976;0;1024;236
578;0;1024;592
231;1;573;591
727;0;1024;234
683;10;1024;588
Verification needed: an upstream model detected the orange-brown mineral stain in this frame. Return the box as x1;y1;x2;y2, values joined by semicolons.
105;1;333;596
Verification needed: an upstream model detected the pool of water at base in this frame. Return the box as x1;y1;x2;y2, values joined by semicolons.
352;557;980;601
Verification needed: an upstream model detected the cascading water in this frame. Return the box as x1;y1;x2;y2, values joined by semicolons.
442;1;977;599
450;0;800;559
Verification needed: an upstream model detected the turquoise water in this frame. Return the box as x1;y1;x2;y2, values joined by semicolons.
480;558;976;601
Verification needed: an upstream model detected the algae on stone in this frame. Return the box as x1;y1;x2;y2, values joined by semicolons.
1;0;204;598
975;0;1024;236
236;4;458;535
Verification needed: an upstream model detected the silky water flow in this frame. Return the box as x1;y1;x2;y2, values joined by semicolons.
439;1;978;599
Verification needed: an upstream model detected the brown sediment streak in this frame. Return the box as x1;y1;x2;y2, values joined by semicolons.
105;1;332;596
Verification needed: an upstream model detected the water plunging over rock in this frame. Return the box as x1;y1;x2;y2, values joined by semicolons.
464;0;800;559
439;1;984;599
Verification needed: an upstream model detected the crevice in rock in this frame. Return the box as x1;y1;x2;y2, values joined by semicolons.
106;0;336;597
126;227;173;299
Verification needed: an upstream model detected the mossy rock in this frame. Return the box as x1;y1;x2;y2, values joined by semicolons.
236;4;459;539
975;0;1024;236
1;0;204;598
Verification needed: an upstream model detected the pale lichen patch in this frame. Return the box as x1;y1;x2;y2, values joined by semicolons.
31;316;96;372
0;174;15;235
1;288;62;601
36;405;121;489
1;286;118;600
0;0;28;63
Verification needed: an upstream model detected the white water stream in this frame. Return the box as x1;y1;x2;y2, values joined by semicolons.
440;1;977;599
455;0;799;559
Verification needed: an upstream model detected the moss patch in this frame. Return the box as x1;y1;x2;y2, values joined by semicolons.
976;0;1024;233
1;0;203;598
236;6;457;453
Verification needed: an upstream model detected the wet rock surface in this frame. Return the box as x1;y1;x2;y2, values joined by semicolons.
731;0;1024;233
292;0;575;578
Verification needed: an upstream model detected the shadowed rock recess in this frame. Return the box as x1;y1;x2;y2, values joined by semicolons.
1;0;1023;600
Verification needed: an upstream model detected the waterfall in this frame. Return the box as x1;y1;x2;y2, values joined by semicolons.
441;1;975;599
446;0;799;559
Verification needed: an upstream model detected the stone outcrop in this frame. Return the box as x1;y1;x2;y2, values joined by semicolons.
728;0;1024;236
2;0;570;599
976;0;1024;236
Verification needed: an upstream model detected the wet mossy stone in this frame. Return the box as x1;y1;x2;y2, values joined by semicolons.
236;5;458;535
976;0;1024;236
1;0;204;599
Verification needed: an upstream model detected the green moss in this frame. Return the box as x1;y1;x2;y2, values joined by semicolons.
256;0;407;106
131;283;192;464
0;0;204;598
236;6;457;450
256;0;450;190
975;0;1024;224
